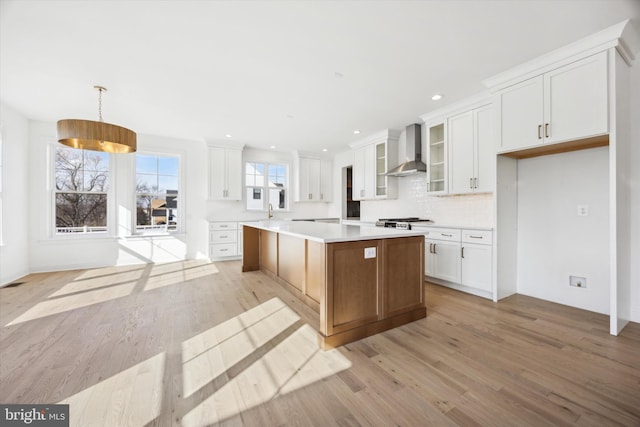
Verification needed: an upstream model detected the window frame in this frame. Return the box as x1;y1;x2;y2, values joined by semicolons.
51;143;113;237
133;151;183;236
244;161;290;212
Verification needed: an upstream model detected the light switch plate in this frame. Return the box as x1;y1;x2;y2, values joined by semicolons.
577;205;589;216
364;247;376;259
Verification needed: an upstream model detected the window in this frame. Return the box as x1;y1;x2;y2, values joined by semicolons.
135;154;179;232
54;146;109;234
245;162;288;211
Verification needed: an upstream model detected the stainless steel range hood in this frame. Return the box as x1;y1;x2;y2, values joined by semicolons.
386;124;426;176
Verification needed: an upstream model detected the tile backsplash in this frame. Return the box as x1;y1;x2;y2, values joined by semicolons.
360;175;494;228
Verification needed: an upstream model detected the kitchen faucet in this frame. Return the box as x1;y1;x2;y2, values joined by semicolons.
268;203;273;219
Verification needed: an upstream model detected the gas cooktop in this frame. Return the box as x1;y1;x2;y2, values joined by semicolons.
375;218;432;230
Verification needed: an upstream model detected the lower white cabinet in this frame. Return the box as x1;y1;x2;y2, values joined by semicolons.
461;243;492;292
425;228;461;283
418;226;493;297
209;221;241;259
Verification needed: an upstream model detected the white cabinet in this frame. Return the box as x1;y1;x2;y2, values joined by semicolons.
460;229;493;292
418;226;493;298
208;144;243;201
426;121;447;194
497;51;608;152
426;239;461;283
350;130;399;201
424;228;461;283
209;221;240;258
448;104;494;194
294;155;333;202
352;144;374;200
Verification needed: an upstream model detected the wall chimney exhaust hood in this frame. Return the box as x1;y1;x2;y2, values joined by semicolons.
386;124;426;176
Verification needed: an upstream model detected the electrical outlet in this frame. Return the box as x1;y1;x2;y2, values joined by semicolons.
577;205;589;216
364;247;376;259
570;276;587;288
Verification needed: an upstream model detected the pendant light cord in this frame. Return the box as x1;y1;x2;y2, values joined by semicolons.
94;85;106;122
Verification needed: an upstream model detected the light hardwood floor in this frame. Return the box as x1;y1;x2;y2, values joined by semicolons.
1;260;639;426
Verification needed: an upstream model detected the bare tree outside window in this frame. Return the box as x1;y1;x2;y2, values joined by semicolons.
55;147;109;233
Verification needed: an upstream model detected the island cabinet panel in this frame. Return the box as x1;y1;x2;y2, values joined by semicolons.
260;230;278;275
242;226;260;272
383;236;425;317
241;221;426;349
305;240;325;304
325;240;382;336
278;234;305;292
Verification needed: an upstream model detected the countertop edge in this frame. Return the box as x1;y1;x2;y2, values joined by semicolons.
240;221;426;243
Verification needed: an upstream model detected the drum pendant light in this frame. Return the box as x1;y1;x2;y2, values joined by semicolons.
57;85;136;153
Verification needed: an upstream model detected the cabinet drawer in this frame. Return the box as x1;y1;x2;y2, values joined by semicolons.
209;243;238;257
420;228;461;242
461;229;492;245
210;230;238;243
209;221;237;231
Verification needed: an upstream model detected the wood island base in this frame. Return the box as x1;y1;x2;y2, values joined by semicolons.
318;306;426;350
242;222;426;349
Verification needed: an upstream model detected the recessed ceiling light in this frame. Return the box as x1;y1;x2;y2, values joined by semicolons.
353;130;361;135
322;148;328;152
431;93;444;101
286;114;294;119
225;134;232;138
270;145;276;149
334;71;344;78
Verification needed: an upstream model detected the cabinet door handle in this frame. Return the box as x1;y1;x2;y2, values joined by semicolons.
441;233;453;237
220;235;228;238
461;247;465;259
433;243;437;254
469;235;483;239
545;123;550;138
474;177;478;189
220;248;228;252
308;193;312;200
537;124;542;140
469;178;473;189
320;193;323;200
427;182;430;192
360;189;364;197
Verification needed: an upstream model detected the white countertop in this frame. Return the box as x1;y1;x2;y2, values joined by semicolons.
240;220;425;243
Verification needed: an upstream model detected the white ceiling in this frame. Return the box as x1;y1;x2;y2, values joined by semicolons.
1;0;639;154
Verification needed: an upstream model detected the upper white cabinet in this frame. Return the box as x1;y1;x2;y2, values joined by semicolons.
352;145;370;200
426;121;447;194
349;129;399;201
294;154;333;202
496;51;608;152
449;104;494;194
207;143;244;201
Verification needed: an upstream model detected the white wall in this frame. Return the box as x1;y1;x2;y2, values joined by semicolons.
0;104;30;285
629;60;640;323
206;147;331;221
517;147;610;315
26;121;210;273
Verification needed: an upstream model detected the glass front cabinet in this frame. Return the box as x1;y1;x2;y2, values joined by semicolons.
426;121;447;194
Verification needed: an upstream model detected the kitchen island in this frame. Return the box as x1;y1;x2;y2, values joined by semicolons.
241;220;426;349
